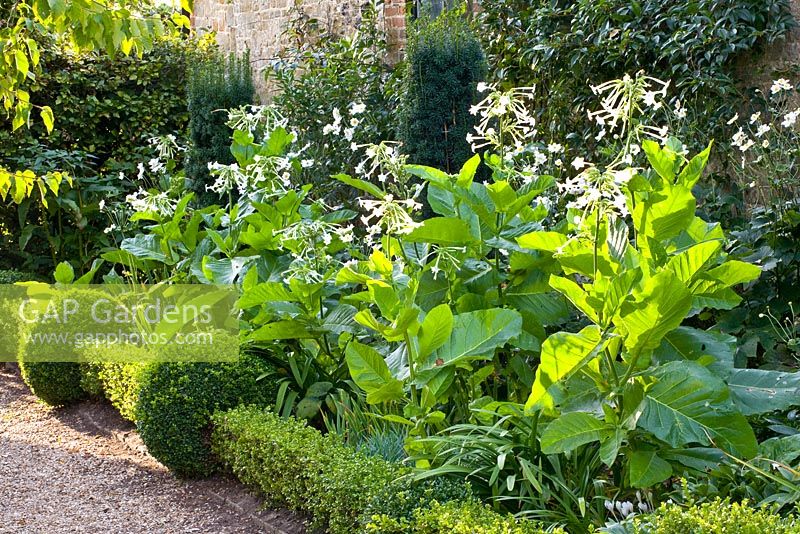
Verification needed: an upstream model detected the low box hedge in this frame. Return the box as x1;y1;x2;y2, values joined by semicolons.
211;406;557;534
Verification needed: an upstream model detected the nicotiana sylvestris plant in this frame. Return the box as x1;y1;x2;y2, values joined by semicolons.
516;73;800;490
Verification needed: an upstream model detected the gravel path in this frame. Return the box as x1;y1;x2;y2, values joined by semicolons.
0;365;306;534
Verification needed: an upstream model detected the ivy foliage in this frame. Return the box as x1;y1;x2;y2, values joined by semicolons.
478;0;795;150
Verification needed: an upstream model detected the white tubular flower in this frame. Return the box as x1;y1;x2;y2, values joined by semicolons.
359;194;422;236
350;102;366;115
125;189;178;217
468;86;537;152
588;72;669;137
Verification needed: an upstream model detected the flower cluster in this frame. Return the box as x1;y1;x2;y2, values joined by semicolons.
359;194;423;241
125;189;178;217
322;102;366;144
558;166;633;222
467;83;537;155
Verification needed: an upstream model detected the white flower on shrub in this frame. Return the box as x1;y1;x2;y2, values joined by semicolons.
350;102;366;115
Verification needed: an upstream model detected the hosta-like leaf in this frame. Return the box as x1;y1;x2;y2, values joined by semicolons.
238;282;296;308
628;450;673;488
677;141;713;189
727;369;800;416
540;412;608;454
526;325;606;412
549;275;598;322
638;361;757;457
249;320;314;340
667;240;722;284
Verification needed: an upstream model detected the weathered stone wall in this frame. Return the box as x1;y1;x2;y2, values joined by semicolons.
191;0;408;98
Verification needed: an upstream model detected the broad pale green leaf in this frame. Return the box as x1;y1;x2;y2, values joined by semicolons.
638;361;758;457
549;274;598;322
238;282;296;308
40;106;54;134
677;142;713;189
249;320;313;340
642;139;679;181
346;340;393;393
54;261;74;284
405;217;475;246
667;240;722;284
405;165;451;185
457;154;481;188
121;234;170;264
540;412;608;454
615;271;692;360
527;325;605;412
418;304;453;361
652;326;735;377
365;379;405;404
705;261;761;287
727;369;800;416
517;231;568;252
633;183;695;242
628;451;672;488
422;308;522;371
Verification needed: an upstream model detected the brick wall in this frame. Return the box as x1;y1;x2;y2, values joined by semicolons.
191;0;408;98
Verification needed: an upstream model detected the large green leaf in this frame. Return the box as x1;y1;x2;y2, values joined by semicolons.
549;274;598;322
677;142;713;189
405;217;475;246
628;450;672;488
727;369;800;416
420;308;522;372
540;412;608;454
526;325;606;412
652;326;735;377
633;183;695;243
642;139;679;182
615;271;692;361
638;361;757;457
238;282;296;308
346;340;394;393
417;304;454;361
332;173;385;199
667;240;722;284
249;320;314;340
517;231;569;252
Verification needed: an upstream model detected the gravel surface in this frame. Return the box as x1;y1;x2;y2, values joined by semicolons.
0;365;306;534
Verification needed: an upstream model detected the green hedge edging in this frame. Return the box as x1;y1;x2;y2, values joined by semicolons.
211;406;556;534
629;498;800;533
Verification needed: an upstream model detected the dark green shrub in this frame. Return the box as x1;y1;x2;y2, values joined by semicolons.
268;1;399;201
185;51;254;203
0;35;210;174
400;11;486;174
19;362;86;407
630;498;800;533
135;352;275;478
212;406;403;533
359;477;473;533
0;269;39;283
